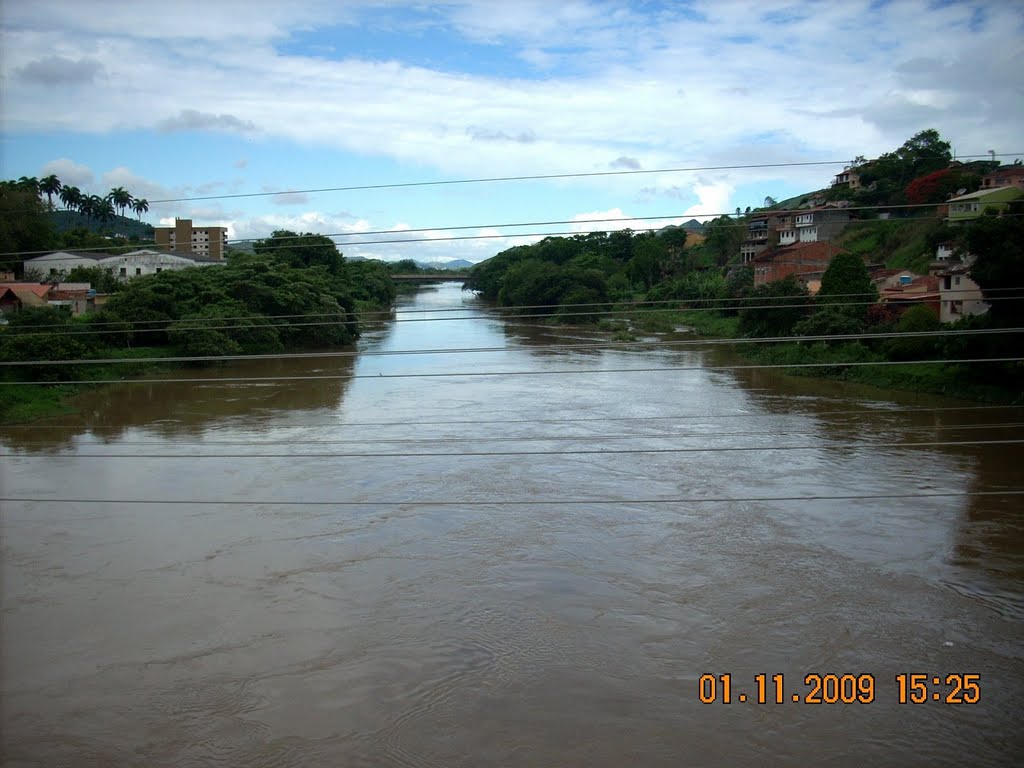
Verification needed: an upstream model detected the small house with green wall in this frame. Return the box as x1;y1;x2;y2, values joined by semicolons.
946;186;1023;224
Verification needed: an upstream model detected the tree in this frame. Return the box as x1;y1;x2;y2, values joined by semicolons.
107;187;132;218
703;216;744;266
964;209;1024;327
0;181;60;266
132;198;149;220
17;176;40;198
59;185;83;212
905;167;979;205
626;238;665;289
884;304;941;360
737;276;809;337
253;230;343;273
39;174;62;210
816;251;877;311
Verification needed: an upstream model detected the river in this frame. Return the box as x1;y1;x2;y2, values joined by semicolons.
2;282;1022;766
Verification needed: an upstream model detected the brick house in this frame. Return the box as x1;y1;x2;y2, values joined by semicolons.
752;241;851;287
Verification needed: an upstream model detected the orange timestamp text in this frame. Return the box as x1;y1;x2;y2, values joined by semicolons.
698;673;981;704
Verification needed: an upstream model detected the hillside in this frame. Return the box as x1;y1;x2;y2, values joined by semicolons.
833;217;945;274
47;210;155;240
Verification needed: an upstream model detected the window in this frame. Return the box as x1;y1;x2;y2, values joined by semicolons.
955;276;961;286
50;268;58;275
119;267;126;276
136;268;142;275
156;268;162;273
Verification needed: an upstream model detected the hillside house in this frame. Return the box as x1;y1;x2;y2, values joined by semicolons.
938;265;989;323
980;165;1024;190
740;215;780;263
946;186;1024;224
793;208;850;243
831;167;861;189
752;241;849;287
878;274;941;315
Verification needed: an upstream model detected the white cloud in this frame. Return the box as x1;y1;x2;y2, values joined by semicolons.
683;182;735;220
15;55;105;85
40;158;94;187
156;109;257;134
4;0;1022;245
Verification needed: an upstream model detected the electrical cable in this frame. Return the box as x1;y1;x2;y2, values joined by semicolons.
2;326;1022;367
4;201;1024;260
7;422;1020;449
5;294;1023;340
2;356;1022;386
2;403;1016;431
6;285;1019;331
1;490;1021;507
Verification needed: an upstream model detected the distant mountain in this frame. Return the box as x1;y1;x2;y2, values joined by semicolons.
47;210;154;239
416;259;474;270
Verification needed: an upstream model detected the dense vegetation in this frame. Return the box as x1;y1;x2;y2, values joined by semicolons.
1;176;157;276
464;128;1022;400
0;230;396;420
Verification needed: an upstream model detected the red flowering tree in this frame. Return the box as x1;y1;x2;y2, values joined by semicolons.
905;167;980;205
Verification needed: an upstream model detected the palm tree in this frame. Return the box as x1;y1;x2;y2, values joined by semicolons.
60;185;83;212
107;186;132;218
78;195;96;221
39;174;62;210
132;198;150;220
97;197;116;223
17;176;40;198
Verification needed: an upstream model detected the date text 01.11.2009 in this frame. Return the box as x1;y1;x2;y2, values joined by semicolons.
698;673;982;704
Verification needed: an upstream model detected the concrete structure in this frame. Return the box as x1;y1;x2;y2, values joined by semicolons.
154;218;228;260
47;283;96;316
938;265;989;323
24;249;222;281
935;241;956;261
980;165;1024;191
878;274;941;315
739;215;780;264
0;281;98;316
751;241;849;287
792;208;850;243
946;186;1024;224
831;167;861;189
776;214;798;246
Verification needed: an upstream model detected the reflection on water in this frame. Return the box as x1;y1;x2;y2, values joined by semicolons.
2;282;1022;767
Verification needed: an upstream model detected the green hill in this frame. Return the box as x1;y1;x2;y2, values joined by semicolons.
47;210;155;240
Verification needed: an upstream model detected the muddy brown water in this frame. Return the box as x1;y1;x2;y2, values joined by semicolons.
2;282;1022;766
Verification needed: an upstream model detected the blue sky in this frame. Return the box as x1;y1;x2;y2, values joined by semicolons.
2;0;1021;263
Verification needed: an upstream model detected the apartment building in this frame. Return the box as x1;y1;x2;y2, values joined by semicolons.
154;218;228;260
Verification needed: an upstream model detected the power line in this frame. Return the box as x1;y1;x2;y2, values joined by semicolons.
46;153;1024;205
6;292;1024;340
3;327;1022;368
11;437;1021;459
8;422;1019;448
8;285;1020;331
3;403;1017;430
3;356;1022;386
4;201;1023;260
1;490;1021;507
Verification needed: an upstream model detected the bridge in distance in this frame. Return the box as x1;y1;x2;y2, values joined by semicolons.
390;273;469;282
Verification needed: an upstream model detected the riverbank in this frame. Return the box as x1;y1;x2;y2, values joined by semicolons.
0;346;176;424
609;307;1022;404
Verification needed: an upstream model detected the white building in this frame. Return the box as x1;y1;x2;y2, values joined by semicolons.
25;249;222;280
938;266;989;323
